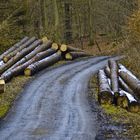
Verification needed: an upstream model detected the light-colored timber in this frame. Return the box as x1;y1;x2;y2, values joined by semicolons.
24;51;62;76
0;37;29;61
98;69;114;104
3;37;37;63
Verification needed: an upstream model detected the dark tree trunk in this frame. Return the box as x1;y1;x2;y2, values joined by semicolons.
64;1;72;44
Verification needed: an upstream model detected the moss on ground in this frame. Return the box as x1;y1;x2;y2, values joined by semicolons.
0;76;31;119
90;75;140;139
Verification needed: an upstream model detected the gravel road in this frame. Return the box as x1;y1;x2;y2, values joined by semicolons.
0;56;113;140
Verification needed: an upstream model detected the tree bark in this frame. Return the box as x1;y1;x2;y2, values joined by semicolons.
1;48;57;82
6;40;53;71
108;60;119;97
120;90;140;113
0;36;29;60
98;70;114;104
119;66;140;99
3;37;37;63
60;44;83;52
24;51;62;76
104;65;134;95
64;1;72;43
65;51;89;60
0;39;42;75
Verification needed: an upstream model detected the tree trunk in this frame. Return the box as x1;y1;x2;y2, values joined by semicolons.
24;51;62;76
104;65;134;95
120;90;140;113
98;70;114;104
6;40;53;71
88;0;94;45
64;1;72;44
0;39;42;75
65;51;89;60
60;44;84;52
0;36;29;60
3;37;37;63
119;65;140;99
1;48;57;82
108;60;119;97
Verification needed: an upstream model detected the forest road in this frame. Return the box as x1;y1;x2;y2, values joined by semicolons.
0;56;118;140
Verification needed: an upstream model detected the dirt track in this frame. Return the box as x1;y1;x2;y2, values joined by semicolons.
0;56;114;140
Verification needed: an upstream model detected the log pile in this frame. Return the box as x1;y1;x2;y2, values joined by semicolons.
0;36;89;93
97;59;140;113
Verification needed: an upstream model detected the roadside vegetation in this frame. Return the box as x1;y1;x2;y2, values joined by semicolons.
0;76;31;119
89;75;140;139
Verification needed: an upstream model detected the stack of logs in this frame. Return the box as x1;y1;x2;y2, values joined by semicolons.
0;36;89;93
98;59;140;113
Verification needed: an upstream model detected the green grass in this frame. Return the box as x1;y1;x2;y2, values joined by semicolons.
0;76;31;119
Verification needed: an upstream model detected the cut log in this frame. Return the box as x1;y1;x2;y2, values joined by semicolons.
120;90;140;113
105;65;134;95
116;91;129;108
0;79;5;93
119;65;140;99
0;39;42;75
60;44;84;52
98;70;114;104
51;43;59;50
42;36;48;43
1;48;57;82
65;52;89;60
3;37;37;63
6;41;53;71
0;37;29;60
24;51;62;76
108;60;119;97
